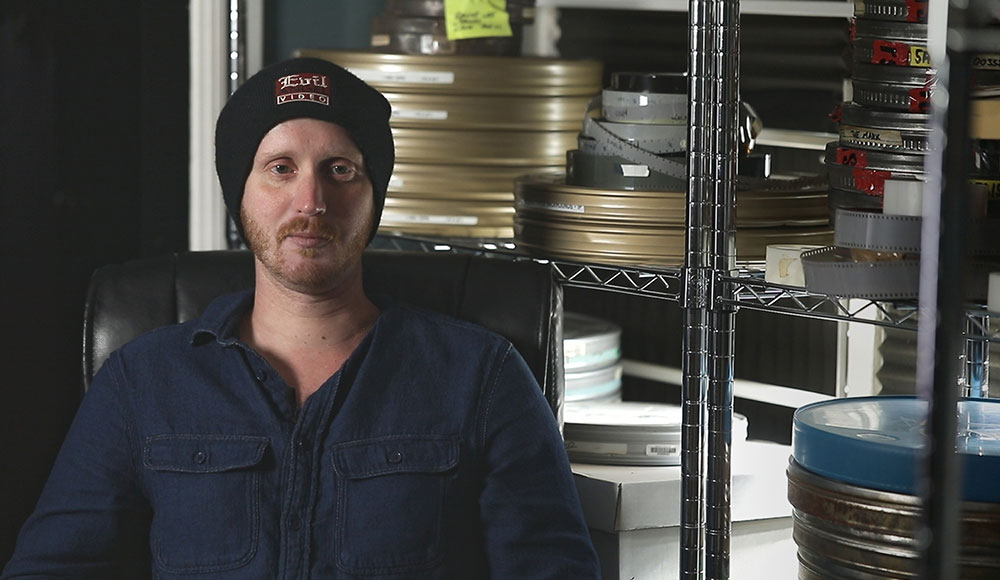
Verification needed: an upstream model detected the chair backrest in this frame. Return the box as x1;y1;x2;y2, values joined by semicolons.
82;249;564;417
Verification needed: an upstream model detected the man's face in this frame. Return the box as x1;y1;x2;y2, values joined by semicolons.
241;118;374;294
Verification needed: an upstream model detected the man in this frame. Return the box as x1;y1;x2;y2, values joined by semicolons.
2;58;600;579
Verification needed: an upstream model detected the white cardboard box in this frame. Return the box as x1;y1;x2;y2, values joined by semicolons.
572;441;799;580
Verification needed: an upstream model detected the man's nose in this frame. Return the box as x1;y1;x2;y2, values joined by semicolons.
295;171;327;216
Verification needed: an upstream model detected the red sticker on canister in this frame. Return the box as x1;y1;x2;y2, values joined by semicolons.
837;147;868;168
853;168;892;196
908;87;931;112
873;40;911;66
906;0;928;22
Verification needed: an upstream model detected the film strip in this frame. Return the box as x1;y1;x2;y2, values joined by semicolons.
854;0;928;22
577;96;688;183
835;208;1000;254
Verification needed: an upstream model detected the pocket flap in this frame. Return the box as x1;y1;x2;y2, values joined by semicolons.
333;435;459;479
144;435;269;473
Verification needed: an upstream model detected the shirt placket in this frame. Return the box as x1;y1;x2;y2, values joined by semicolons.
275;368;341;580
241;347;320;580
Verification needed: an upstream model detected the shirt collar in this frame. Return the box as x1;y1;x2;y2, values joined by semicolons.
188;288;399;347
189;288;254;346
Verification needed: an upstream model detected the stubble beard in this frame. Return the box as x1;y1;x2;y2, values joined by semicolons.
241;208;372;293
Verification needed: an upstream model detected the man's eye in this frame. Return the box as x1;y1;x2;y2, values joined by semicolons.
269;164;292;175
330;163;358;180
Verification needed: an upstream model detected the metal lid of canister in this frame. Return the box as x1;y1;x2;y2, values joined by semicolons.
565;400;749;466
609;71;688;94
792;395;1000;502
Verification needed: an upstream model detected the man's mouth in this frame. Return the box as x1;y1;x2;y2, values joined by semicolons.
278;218;336;247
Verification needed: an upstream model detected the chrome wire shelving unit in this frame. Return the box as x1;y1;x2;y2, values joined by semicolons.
375;233;998;342
372;233;685;299
358;0;992;577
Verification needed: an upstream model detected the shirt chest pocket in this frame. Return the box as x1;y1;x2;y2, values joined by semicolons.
332;435;459;575
143;434;270;574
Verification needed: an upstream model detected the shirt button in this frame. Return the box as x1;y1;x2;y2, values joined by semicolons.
255;369;267;381
296;438;311;451
288;516;302;531
387;450;403;464
193;451;207;464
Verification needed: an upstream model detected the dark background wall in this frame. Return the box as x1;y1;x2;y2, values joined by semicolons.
0;0;384;568
0;1;188;566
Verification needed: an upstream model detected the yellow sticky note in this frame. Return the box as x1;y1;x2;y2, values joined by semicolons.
444;0;513;40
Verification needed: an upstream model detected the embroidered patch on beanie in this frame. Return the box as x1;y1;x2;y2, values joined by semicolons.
275;73;331;106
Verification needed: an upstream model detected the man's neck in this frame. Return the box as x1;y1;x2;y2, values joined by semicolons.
241;268;380;405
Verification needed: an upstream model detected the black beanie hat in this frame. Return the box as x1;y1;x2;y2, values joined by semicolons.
215;57;395;244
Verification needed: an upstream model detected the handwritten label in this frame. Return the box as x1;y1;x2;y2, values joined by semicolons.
972;54;1000;70
836;147;868;167
841;124;904;147
445;0;513;40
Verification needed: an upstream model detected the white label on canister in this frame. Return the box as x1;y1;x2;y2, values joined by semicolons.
840;124;904;147
392;108;449;121
646;443;680;457
620;164;651;178
521;200;585;214
988;271;1000;313
348;68;456;85
566;440;629;455
972;54;1000;70
381;212;478;225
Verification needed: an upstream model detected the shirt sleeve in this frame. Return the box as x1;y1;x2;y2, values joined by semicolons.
1;353;151;579
477;343;601;579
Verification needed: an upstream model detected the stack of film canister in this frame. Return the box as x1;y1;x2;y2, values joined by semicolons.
563;312;624;404
788;397;1000;580
514;71;834;267
560;313;750;467
297;2;602;240
370;0;536;57
803;0;1000;299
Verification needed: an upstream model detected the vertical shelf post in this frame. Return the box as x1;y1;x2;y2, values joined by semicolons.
683;0;741;577
915;0;978;577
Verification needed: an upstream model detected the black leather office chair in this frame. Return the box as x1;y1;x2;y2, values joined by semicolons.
82;249;565;418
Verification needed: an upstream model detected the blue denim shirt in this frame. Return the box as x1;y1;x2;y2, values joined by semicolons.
3;290;600;579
